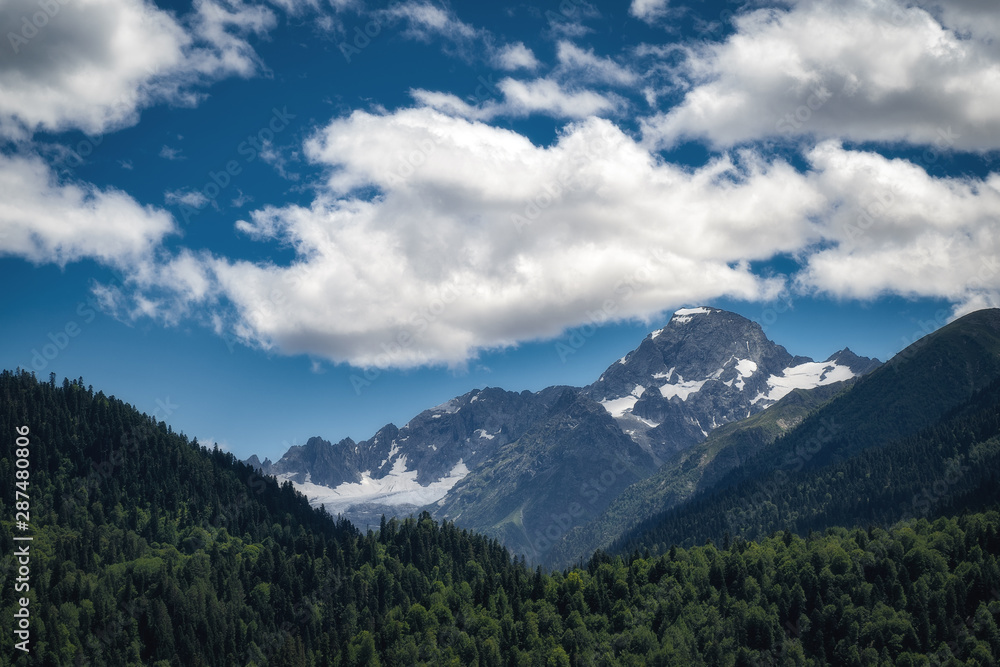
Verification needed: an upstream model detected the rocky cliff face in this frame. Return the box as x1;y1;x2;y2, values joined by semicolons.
433;390;657;561
249;386;570;526
585;307;875;458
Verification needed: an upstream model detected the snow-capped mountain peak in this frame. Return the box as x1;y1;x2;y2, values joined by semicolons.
584;307;879;456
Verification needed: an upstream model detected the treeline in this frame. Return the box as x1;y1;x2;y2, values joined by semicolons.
2;370;1000;664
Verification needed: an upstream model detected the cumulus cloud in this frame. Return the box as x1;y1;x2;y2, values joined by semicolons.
89;101;1000;368
914;0;1000;55
796;141;1000;305
0;153;176;266
0;0;275;139
117;107;843;368
643;0;1000;151
15;0;994;370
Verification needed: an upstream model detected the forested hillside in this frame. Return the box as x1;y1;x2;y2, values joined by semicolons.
3;370;1000;665
546;380;855;569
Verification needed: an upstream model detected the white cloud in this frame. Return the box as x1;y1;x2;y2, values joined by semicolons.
159;146;186;161
183;0;276;79
165;190;211;209
495;42;539;71
410;89;501;121
259;140;301;181
915;0;1000;53
384;2;547;77
125;107;840;368
555;41;637;87
0;0;275;139
498;78;621;119
0;153;176;266
630;0;670;23
93;102;1000;368
643;0;1000;151
795;141;1000;305
412;78;620;121
383;1;476;42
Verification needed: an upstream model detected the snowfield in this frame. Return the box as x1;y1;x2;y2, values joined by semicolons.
280;456;470;513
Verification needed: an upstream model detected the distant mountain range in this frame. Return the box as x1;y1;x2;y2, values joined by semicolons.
247;306;881;560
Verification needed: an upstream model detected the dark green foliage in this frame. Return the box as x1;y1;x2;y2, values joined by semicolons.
617;371;1000;554
2;370;1000;665
546;380;855;569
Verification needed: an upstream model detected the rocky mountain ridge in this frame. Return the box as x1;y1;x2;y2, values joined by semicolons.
247;306;881;550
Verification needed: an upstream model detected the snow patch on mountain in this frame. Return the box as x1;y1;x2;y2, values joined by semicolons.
734;358;757;377
659;377;708;401
671;306;713;324
733;358;757;390
753;360;855;405
281;456;471;514
600;385;646;418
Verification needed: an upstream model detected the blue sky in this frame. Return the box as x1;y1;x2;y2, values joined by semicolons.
2;0;998;462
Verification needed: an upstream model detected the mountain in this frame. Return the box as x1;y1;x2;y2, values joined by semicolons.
432;390;657;562
250;386;570;528
584;306;878;459
615;307;1000;553
546;377;857;568
248;306;879;559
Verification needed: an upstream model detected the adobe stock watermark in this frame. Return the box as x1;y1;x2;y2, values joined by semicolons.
339;16;384;63
47;64;163;172
876;3;922;38
751;293;796;334
175;106;296;224
25;301;96;372
695;0;745;38
899;458;970;523
24;271;127;372
543;0;591;30
383;132;444;188
7;0;70;54
466;73;502;108
892;251;997;363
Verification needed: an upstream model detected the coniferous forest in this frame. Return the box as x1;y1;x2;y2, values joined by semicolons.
3;368;1000;665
